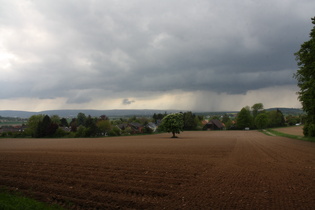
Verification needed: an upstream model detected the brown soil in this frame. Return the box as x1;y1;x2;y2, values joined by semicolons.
273;126;304;136
0;130;314;209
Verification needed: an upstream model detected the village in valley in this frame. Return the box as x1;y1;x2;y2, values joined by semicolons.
0;106;304;138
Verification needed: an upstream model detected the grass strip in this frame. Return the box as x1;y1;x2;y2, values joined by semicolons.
0;189;64;210
266;129;315;142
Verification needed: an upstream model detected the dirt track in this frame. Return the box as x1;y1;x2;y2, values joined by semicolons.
0;130;314;209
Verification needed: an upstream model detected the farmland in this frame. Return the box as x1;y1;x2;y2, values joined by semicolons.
273;125;304;136
0;129;314;209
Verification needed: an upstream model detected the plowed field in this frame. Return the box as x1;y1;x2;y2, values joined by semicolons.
0;130;314;209
273;125;304;136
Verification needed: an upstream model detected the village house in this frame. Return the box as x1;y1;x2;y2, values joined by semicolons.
117;122;144;134
0;125;27;134
203;119;225;130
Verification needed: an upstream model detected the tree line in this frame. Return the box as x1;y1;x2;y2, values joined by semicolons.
13;111;204;138
0;106;304;138
25;113;143;138
232;103;301;130
156;104;305;138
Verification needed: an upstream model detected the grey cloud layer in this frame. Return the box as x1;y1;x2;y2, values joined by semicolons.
1;0;313;103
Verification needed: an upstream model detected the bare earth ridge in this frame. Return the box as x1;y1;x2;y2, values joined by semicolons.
0;130;314;209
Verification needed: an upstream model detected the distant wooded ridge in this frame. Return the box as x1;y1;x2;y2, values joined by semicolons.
0;108;304;118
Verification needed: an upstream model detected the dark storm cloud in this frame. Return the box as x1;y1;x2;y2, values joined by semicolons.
122;98;135;105
0;0;314;104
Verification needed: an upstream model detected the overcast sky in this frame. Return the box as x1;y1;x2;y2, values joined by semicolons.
1;0;314;112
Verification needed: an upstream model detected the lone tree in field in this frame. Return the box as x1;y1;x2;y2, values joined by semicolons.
294;17;315;137
160;113;184;138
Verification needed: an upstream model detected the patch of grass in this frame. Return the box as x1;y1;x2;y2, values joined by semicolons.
266;129;315;142
260;130;273;136
0;189;64;210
